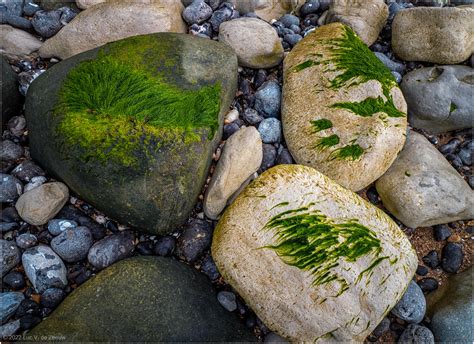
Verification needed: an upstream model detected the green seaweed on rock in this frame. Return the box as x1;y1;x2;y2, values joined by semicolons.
331;96;405;118
330;144;365;161
262;206;385;296
310;118;333;132
315;134;340;150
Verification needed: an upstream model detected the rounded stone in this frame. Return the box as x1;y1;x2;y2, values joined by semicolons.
51;226;93;263
441;242;463;273
87;231;134;270
0;239;21;277
258;118;282;144
398;324;434;344
0;140;24;162
391;281;426;324
182;0;213;25
217;291;238;312
176;219;213;263
153;236;176;256
3;271;25;289
0;173;23;203
40;287;66;308
15;233;38;249
47;219;78;236
255;80;281;118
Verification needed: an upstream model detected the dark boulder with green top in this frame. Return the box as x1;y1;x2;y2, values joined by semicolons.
28;256;256;342
1;56;23;128
25;33;238;235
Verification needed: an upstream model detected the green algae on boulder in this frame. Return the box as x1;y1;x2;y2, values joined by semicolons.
25;33;238;235
282;23;407;191
28;256;255;342
212;164;417;342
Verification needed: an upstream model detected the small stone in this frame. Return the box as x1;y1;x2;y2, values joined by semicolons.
374;52;406;74
391;281;426;323
392;71;402;84
0;292;24;323
265;332;289;343
209;3;233;31
0;222;19;233
135;241;154;255
32;8;76;38
217;291;237;312
1;239;20;277
182;0;213;25
276;147;293;165
15;298;41;318
176;219;212;263
0;319;20;338
153;236;176;256
299;0;320;17
415;265;428;276
398;324;434;344
283;33;302;47
23;2;41;16
15;182;69;226
15;233;38;249
19;314;41;331
40;288;65;308
201;255;220;280
7;116;27;137
0;173;23;203
279;14;299;28
0;140;24;161
50;226;93;263
4;14;33;30
417;278;438;293
0;206;20;222
0;25;43;57
223;122;240;140
242;108;263;125
439;139;461;155
3;271;25;290
458;140;472;166
422;250;439;269
224;109;239;123
87;231;134;270
23;176;47;193
11;160;45;182
47;219;78;236
258;118;282;144
441;242;463;273
258;143;277;173
370;317;390;339
255;80;281;118
22;245;68;293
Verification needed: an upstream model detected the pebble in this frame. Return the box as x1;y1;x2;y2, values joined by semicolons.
392;71;402;84
23;176;47;192
176;219;212;263
225;109;239;123
242;108;263;125
276;147;293;165
458;140;472;166
283;33;303;47
1;239;20;277
258;143;277;173
217;291;237;312
48;219;78;236
153;236;176;256
371;317;390;339
31;7;76;38
254;69;267;89
22;245;68;293
417;277;438;293
40;288;65;308
23;1;41;16
441;242;463;273
398;324;435;344
254;80;281;118
0;292;24;323
182;0;213;25
433;224;452;241
209;2;233;31
279;14;300;28
15;298;40;318
299;0;320;17
0;173;23;203
0;140;24;162
87;231;134;270
415;265;428;276
19;314;41;331
51;226;93;263
374;52;406;74
391;280;426;323
439;139;461;155
422;250;439;268
7;116;26;137
201;255;220;280
135;241;154;255
1;0;23;16
3;271;25;290
258;118;282;144
1;207;20;223
11;160;45;183
0;319;20;338
15;233;38;249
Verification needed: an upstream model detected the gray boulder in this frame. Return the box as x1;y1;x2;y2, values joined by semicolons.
1;56;22;128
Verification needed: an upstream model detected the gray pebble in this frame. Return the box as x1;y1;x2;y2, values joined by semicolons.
48;219;78;236
299;0;320;17
255;80;281;118
51;226;93;263
32;9;63;38
258;143;277;173
209;2;233;31
87;231;134;270
458;140;472;166
15;233;38;249
284;33;303;47
11;160;45;183
258;118;282;144
0;239;20;277
176;219;212;263
182;0;213;25
279;14;299;28
392;71;402;84
0;292;24;323
40;287;66;308
242;108;263;125
0;319;20;338
375;52;406;74
23;1;41;16
23;175;47;192
217;291;237;312
7;116;26;137
391;281;426;323
0;173;22;203
276;147;293;165
398;324;434;344
5;14;33;30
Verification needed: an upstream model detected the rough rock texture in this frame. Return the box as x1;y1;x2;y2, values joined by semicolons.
212;164;417;342
0;239;20;277
392;6;474;64
1;57;23;128
75;0;105;9
0;25;42;58
26;34;237;235
427;267;473;343
39;0;187;59
204;126;263;219
15;182;69;226
376;131;474;228
325;0;388;46
401;65;474;134
28;257;256;342
231;0;305;22
282;23;407;191
219;18;284;69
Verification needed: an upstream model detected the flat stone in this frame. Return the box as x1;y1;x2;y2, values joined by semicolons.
375;131;473;228
212;164;417;342
15;182;69;226
0;25;42;58
0;292;24;323
219;17;284;68
204;126;263;219
392;7;474;64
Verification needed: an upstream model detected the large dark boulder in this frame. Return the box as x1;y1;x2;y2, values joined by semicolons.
25;33;238;235
1;56;23;128
28;256;255;342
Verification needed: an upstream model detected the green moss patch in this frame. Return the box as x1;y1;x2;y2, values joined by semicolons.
331;96;405;118
262;205;386;296
55;52;221;167
330;144;365;161
315;134;340;150
310;118;333;133
450;102;457;113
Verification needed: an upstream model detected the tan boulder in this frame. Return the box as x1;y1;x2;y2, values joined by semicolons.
282;23;407;191
392;6;474;64
231;0;305;21
325;0;388;46
15;182;69;226
212;164;417;342
0;25;42;58
39;0;187;59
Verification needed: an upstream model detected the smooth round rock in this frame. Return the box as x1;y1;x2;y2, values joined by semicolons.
0;239;20;277
0;140;24;162
51;226;93;263
441;242;463;273
40;287;66;308
398;324;434;344
15;233;38;249
433;224;451;241
258;118;282;144
47;219;78;236
217;291;238;312
0;292;24;323
3;271;25;289
417;278;439;293
176;219;213;263
153;236;176;256
255;80;281;118
242;108;264;125
0;173;22;203
391;281;426;324
11;160;45;182
182;0;213;25
87;231;134;270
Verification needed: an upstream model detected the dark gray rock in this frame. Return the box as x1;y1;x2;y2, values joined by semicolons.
438;139;461;155
284;33;303;47
458;140;472;166
391;281;426;323
4;13;33;30
87;231;134;270
40;287;65;308
22;245;67;293
242;108;263;125
37;0;79;11
417;278;438;293
0;239;20;277
176;219;212;263
0;173;22;203
28;257;256;342
51;226;93;263
31;9;62;37
375;52;406;74
258;143;277;173
299;0;320;17
201;255;220;280
23;1;41;16
15;233;38;249
441;242;463;273
398;324;434;344
3;271;25;289
279;14;299;28
371;317;390;339
422;250;439;268
1;0;24;16
209;2;233;31
0;292;24;323
276;147;293;165
182;0;213;25
254;80;281;118
1;57;22;128
0;140;24;162
217;291;237;312
258;118;282;144
153;235;175;256
47;218;78;236
7;115;26;136
0;319;20;338
433;224;451;241
11;160;45;182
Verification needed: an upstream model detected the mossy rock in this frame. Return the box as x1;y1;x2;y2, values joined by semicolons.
25;33;238;235
1;56;23;128
28;256;256;342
